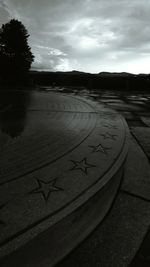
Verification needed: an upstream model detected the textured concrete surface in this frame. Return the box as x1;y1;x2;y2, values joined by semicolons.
49;87;150;267
141;116;150;127
56;129;150;267
131;127;150;159
0;168;123;267
57;193;150;267
1;87;150;266
0;90;128;264
122;136;150;201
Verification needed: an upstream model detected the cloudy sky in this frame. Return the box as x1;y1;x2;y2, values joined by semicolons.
0;0;150;74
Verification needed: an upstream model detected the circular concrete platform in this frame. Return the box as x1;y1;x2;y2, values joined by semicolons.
0;91;129;266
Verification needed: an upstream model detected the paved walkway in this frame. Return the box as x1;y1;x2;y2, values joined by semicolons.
0;87;150;266
0;90;128;266
46;87;150;267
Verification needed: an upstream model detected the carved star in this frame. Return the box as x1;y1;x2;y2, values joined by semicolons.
89;144;111;154
70;158;96;175
102;123;118;130
30;178;63;202
100;132;117;140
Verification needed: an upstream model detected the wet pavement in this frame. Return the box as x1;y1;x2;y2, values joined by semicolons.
0;89;129;266
0;86;150;266
42;86;150;267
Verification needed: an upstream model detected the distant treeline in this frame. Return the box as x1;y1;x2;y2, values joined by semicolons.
30;71;150;91
1;70;150;91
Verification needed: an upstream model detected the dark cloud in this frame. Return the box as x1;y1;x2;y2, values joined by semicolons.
0;0;150;73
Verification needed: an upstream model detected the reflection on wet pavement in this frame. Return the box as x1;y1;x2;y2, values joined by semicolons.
1;87;150;139
0;87;150;267
0;91;31;138
40;86;150;129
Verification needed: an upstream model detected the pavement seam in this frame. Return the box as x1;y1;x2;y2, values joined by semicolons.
130;130;150;163
120;189;150;203
129;228;150;267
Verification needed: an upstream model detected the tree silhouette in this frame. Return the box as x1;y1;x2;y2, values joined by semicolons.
0;19;34;84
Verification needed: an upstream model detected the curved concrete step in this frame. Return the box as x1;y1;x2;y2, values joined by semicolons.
0;91;129;266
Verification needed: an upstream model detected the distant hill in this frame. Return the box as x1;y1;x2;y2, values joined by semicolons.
31;69;149;77
29;69;150;91
98;72;134;77
55;70;92;76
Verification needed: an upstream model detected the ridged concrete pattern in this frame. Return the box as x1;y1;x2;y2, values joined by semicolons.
0;91;129;266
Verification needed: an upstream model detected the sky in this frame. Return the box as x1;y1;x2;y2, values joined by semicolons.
0;0;150;74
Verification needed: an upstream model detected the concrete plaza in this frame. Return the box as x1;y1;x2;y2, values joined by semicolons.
0;87;150;266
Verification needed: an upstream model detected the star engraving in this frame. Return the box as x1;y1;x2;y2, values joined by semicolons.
100;132;117;140
89;144;111;154
70;158;96;175
102;123;118;130
30;178;63;202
